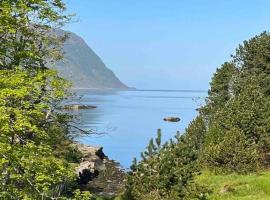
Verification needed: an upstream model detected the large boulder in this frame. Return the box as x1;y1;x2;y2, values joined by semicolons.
163;117;181;122
74;144;125;196
75;144;105;184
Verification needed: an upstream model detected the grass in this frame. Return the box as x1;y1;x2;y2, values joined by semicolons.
196;171;270;200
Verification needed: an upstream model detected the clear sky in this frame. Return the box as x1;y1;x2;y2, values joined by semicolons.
64;0;270;90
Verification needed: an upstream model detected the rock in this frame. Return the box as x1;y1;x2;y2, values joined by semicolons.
62;104;97;110
163;117;181;122
75;144;105;184
220;185;234;194
74;144;125;197
83;159;125;197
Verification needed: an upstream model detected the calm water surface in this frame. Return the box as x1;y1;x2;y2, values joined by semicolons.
72;89;207;168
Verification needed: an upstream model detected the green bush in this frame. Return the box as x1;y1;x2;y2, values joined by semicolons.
124;127;208;200
201;128;260;173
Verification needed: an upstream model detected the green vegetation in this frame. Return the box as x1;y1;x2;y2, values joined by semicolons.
124;32;270;199
200;32;270;173
196;171;270;200
122;120;208;200
1;0;270;199
0;0;92;199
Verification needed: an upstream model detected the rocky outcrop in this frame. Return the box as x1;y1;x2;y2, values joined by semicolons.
163;117;181;122
62;104;97;110
75;144;125;197
75;145;105;184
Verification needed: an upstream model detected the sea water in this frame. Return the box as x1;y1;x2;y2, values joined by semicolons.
72;89;207;168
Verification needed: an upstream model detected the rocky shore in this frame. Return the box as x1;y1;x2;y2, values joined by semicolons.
75;144;125;197
62;104;97;110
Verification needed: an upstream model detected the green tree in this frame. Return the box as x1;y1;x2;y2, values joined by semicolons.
0;0;86;199
0;69;80;199
0;0;70;71
200;62;236;121
125;127;208;200
198;32;270;173
201;75;270;172
233;31;270;94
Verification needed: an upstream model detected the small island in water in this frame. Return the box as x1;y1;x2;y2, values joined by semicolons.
1;1;270;200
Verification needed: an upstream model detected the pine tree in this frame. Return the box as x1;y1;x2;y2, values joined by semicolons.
199;32;270;173
125;127;208;200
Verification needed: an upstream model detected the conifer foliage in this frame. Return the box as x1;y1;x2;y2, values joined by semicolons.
124;32;270;199
200;32;270;173
124;126;208;200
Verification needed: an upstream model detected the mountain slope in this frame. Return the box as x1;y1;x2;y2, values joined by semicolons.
54;30;128;89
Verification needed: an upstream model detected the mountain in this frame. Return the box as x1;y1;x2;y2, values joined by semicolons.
53;30;128;89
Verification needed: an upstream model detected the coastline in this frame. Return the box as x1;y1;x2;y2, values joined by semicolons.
71;87;137;91
75;143;125;197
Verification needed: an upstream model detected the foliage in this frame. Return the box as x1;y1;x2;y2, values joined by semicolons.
201;127;260;173
0;0;90;199
201;75;270;171
71;189;93;200
196;171;270;200
199;32;270;173
124;127;208;200
233;31;270;95
124;31;270;198
0;69;77;199
202;62;236;117
2;0;270;198
0;0;70;71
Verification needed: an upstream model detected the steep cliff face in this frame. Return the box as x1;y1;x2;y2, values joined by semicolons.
53;30;128;89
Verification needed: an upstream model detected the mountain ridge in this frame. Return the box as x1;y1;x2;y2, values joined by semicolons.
53;30;129;89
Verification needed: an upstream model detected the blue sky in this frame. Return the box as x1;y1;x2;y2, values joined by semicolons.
64;0;270;90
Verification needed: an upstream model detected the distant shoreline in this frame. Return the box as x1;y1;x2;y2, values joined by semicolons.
71;87;136;91
136;89;208;93
71;87;207;93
